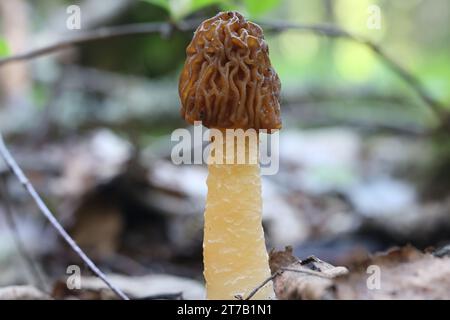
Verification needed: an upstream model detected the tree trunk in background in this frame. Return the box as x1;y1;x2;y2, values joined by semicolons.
0;0;30;108
322;0;335;72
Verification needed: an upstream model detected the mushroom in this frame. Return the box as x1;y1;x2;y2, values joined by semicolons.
179;11;281;300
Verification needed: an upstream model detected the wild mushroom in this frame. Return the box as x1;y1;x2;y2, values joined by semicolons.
179;11;281;300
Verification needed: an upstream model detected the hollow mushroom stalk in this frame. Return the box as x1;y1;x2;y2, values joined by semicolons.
179;11;281;300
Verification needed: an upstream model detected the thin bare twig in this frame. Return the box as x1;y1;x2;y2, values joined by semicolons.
260;21;447;117
0;134;129;300
0;19;444;118
0;19;200;67
244;265;335;300
280;267;333;279
0;175;48;291
137;292;183;300
366;42;446;117
244;270;283;300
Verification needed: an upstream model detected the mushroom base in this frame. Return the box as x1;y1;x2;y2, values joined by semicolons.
203;133;274;300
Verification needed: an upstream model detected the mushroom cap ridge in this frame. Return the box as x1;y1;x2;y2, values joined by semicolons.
179;11;282;131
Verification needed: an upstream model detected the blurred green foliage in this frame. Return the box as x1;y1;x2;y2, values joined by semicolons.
79;1;186;77
133;0;449;107
141;0;280;20
17;0;448;131
142;0;221;20
0;38;9;57
267;0;450;109
80;0;281;77
239;0;280;17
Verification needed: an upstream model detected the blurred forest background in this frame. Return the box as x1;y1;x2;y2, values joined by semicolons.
0;0;449;299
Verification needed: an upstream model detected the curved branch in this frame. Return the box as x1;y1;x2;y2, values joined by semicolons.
0;134;129;300
0;19;446;119
0;19;201;66
260;21;447;117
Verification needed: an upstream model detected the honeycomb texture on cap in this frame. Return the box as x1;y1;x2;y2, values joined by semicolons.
179;11;281;131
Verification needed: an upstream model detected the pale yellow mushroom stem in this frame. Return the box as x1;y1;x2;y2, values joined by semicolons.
203;130;274;299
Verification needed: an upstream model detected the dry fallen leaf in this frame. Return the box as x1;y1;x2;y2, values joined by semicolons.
0;286;51;300
269;246;348;300
52;274;205;300
328;245;450;299
269;245;450;300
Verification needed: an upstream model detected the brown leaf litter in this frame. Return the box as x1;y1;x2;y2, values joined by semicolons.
269;245;450;300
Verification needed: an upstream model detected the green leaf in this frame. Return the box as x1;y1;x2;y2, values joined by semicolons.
191;0;222;13
171;0;223;20
169;0;195;20
0;38;10;57
142;0;222;20
219;1;235;12
244;0;280;17
141;0;170;11
143;0;226;21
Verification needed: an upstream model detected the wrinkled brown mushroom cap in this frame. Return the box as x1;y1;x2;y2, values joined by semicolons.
179;11;281;131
